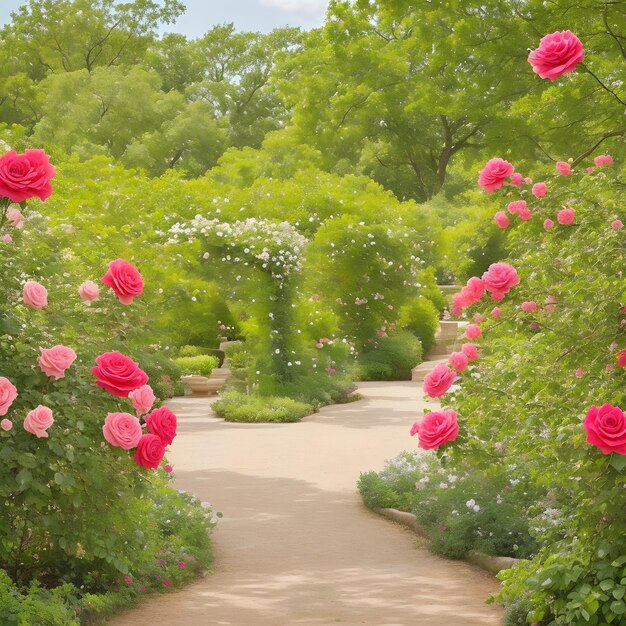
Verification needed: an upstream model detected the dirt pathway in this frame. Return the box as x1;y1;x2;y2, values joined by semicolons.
110;382;503;625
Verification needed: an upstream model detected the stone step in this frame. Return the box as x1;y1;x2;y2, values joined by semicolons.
411;357;449;382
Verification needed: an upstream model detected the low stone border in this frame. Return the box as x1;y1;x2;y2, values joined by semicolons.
374;507;518;576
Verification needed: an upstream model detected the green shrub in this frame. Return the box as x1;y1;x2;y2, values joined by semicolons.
213;391;312;423
174;355;219;376
136;350;184;399
357;471;404;510
178;345;212;357
399;297;440;354
357;331;423;380
276;374;356;408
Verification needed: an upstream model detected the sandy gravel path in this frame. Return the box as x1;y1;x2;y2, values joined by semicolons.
110;381;503;626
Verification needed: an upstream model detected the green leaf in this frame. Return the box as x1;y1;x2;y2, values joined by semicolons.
610;601;626;615
609;454;626;473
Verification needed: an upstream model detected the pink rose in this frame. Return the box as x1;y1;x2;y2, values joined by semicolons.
103;412;143;450
556;161;571;176
450;293;463;317
494;211;509;228
509;173;523;187
134;434;166;469
492;307;502;319
521;301;538;312
477;158;515;192
101;259;144;305
531;182;547;198
465;324;482;340
528;30;584;80
1;234;12;243
575;368;584;379
507;200;526;215
78;280;100;303
23;405;54;438
0;149;56;202
587;167;595;174
611;220;623;230
617;349;626;367
544;219;555;230
482;263;520;299
557;208;575;225
37;345;77;380
410;410;459;450
1;418;12;431
23;280;48;309
0;377;18;416
164;464;173;473
91;351;149;398
473;314;484;324
145;406;177;446
461;343;478;361
458;277;484;308
518;208;533;221
594;154;613;167
422;364;456;398
449;351;469;373
584;404;626;455
129;384;155;416
6;207;25;228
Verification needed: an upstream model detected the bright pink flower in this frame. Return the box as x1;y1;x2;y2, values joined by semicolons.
129;384;155;416
544;219;555;230
37;345;77;380
473;314;484;324
6;207;25;228
556;161;571;176
494;211;509;228
617;350;626;367
103;412;143;450
422;364;456;398
23;405;54;438
450;293;463;317
124;576;133;585
575;368;584;378
509;173;523;187
465;324;482;340
594;154;614;167
532;182;547;197
164;464;173;473
145;406;177;446
491;307;502;319
101;259;144;305
584;404;626;454
134;434;166;469
461;343;478;361
477;158;515;192
177;561;186;569
530;321;539;330
557;208;575;225
23;280;48;309
78;280;100;303
0;418;12;431
482;263;520;298
139;585;146;592
611;220;623;230
449;352;469;373
518;208;533;221
458;277;484;308
410;410;459;450
0;149;56;202
163;579;172;587
521;301;538;312
91;351;149;398
528;30;584;80
0;377;18;416
507;200;526;215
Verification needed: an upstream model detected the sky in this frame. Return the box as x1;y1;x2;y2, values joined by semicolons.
0;0;329;36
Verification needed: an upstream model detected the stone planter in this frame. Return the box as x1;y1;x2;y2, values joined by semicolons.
181;375;211;396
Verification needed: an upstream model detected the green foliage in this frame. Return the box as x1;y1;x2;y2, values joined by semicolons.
178;345;212;357
357;331;423;381
399;298;440;354
174;355;219;377
273;374;356;409
213;391;311;423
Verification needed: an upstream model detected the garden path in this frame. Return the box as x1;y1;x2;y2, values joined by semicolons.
110;382;503;626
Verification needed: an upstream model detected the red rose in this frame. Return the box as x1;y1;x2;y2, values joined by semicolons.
584;404;626;455
410;410;459;450
101;259;144;305
617;350;626;368
91;351;148;398
0;150;56;202
145;407;177;446
134;434;166;469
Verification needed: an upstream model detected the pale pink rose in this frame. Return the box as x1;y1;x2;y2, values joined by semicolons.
23;280;48;309
575;368;584;379
532;182;547;197
544;219;555;230
1;234;12;243
6;207;25;228
521;301;538;312
556;161;571;176
546;295;558;304
518;208;533;221
528;30;584;80
461;343;478;361
0;377;18;416
586;167;595;174
594;154;613;167
450;293;463;317
473;314;484;324
103;412;143;450
37;345;77;380
494;211;509;228
530;322;539;330
478;158;514;192
449;351;469;373
465;324;482;340
78;280;100;303
315;342;324;349
23;405;54;438
482;263;520;298
611;220;623;230
545;304;556;312
507;200;526;215
457;277;484;308
491;307;502;318
129;385;155;416
0;418;12;431
509;173;523;187
557;208;575;225
523;177;533;185
422;364;456;398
